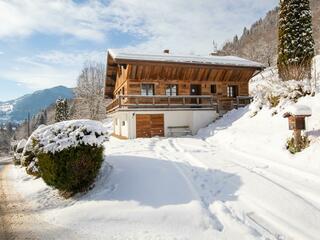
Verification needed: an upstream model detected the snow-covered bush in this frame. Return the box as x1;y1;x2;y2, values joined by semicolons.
26;158;40;176
20;126;46;173
33;120;108;195
13;139;27;165
250;68;312;115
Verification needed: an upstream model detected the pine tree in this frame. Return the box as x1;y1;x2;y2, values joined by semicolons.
55;98;69;122
277;0;315;80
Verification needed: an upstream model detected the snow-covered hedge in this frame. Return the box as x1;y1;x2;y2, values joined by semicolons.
27;120;109;195
28;120;108;154
19;120;108;181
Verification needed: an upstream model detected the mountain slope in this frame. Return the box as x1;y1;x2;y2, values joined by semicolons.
219;0;320;66
0;86;74;123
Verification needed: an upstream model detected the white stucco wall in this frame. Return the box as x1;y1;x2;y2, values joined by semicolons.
191;110;218;134
111;109;219;139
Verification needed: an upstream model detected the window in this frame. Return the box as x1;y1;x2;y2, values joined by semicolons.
211;84;217;95
141;84;155;96
166;84;178;96
227;85;239;98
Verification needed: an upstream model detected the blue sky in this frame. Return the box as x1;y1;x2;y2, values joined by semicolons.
0;0;278;101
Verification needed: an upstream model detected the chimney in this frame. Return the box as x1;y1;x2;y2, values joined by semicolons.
163;49;170;54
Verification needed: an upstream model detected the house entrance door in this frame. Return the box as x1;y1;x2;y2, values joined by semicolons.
190;84;201;106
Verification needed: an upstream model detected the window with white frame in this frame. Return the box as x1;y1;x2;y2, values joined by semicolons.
141;84;155;96
165;84;178;96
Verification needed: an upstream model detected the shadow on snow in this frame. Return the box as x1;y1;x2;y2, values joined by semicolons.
81;155;242;208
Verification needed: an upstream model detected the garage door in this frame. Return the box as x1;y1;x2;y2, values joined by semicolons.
136;114;164;138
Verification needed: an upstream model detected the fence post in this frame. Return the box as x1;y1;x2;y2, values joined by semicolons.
119;96;122;108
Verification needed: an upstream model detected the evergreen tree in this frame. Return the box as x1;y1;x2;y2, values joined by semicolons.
38;111;46;125
277;0;315;80
55;98;69;122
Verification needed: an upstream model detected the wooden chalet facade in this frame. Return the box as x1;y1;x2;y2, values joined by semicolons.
105;49;264;139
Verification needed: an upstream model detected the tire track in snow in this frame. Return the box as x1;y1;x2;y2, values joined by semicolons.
174;138;320;214
207;143;320;213
171;138;320;240
164;138;282;239
152;139;224;232
154;138;275;239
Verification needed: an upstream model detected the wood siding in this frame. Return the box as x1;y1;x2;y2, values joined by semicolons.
107;61;257;100
105;52;262;111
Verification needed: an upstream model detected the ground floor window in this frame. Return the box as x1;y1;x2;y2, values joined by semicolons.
227;85;238;98
141;84;155;96
166;84;178;96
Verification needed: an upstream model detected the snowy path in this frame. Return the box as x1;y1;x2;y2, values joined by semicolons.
153;137;320;240
0;157;86;240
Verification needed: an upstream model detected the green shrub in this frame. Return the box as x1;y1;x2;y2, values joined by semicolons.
268;95;280;108
286;136;310;154
13;158;20;165
38;144;104;195
21;151;35;167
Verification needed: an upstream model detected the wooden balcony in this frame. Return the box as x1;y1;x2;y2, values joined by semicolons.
106;95;253;114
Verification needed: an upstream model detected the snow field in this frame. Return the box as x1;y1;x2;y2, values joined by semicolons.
8;76;320;239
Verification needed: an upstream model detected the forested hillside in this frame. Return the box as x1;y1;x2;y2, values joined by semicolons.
219;0;320;66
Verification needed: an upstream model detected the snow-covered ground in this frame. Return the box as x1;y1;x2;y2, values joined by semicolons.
8;80;320;239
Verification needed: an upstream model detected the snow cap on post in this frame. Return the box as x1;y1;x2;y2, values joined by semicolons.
283;105;312;118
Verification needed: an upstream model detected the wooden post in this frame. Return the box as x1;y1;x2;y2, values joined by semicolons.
216;99;220;114
119;96;122;108
293;129;302;150
236;97;239;109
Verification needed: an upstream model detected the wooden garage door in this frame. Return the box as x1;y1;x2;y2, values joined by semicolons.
136;114;164;138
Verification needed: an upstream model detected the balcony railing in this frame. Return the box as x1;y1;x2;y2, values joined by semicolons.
106;95;219;113
106;95;253;114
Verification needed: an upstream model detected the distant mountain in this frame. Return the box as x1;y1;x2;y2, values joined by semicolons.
0;86;74;123
218;0;320;66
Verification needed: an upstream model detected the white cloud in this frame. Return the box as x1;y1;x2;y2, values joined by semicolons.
1;50;106;90
0;0;278;52
0;0;278;91
0;51;3;55
33;50;105;65
0;0;110;41
106;0;278;54
2;60;78;90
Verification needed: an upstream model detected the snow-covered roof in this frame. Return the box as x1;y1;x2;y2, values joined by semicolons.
108;49;265;69
285;104;312;116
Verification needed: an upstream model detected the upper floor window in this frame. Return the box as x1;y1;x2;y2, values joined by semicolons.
141;84;154;96
227;85;238;98
211;84;217;95
166;84;178;96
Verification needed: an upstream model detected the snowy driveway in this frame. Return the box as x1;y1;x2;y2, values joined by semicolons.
96;135;320;240
7;132;320;239
154;137;320;240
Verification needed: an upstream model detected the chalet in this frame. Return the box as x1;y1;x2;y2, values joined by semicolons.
105;49;264;139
